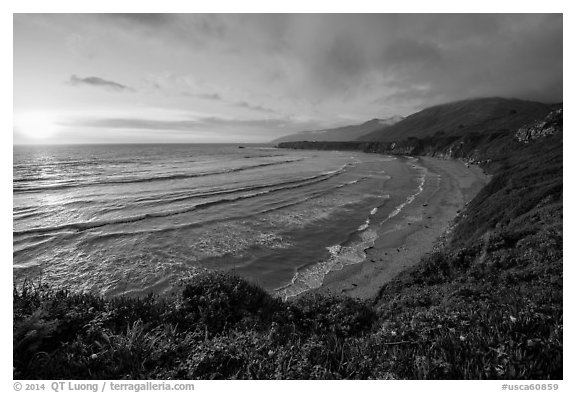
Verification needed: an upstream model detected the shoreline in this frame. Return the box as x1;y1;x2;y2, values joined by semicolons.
312;156;490;300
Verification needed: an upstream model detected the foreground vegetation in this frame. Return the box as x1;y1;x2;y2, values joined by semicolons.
14;114;562;379
373;130;563;379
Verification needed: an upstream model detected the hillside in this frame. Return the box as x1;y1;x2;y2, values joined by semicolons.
359;97;551;142
271;116;403;143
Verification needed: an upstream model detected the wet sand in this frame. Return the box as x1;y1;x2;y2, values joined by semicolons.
315;156;490;299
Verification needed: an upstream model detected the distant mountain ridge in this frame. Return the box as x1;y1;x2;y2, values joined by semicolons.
272;98;551;145
359;97;551;142
271;116;404;143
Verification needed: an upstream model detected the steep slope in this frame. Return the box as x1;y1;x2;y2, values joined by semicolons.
271;116;403;143
359;97;550;142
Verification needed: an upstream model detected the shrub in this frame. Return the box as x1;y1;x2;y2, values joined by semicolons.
290;293;377;338
178;272;284;334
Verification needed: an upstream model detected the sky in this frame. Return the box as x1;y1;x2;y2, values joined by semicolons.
13;13;563;144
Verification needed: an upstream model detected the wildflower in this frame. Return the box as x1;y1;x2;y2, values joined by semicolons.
268;350;275;357
459;335;466;341
91;354;98;360
391;330;397;336
509;316;517;323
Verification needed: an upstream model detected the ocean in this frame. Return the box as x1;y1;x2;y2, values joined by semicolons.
13;144;426;299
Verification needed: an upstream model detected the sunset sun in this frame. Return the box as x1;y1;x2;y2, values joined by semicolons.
15;111;60;139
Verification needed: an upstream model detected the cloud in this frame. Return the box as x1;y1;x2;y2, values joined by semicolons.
66;34;96;59
59;114;324;140
100;14;230;48
325;35;367;78
233;101;277;114
63;116;292;131
360;14;563;111
144;72;280;115
91;14;563;116
179;91;224;101
294;15;561;108
198;92;223;101
68;75;134;92
381;39;444;68
144;73;221;98
106;13;174;26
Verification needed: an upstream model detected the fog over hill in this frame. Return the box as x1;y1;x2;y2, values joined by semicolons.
359;97;551;142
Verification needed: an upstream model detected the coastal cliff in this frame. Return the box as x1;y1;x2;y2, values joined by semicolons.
515;108;563;144
278;113;561;169
278;98;561;170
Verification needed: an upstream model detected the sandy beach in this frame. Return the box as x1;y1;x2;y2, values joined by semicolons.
316;156;491;299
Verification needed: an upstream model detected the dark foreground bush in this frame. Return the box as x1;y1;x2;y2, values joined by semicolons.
289;293;377;338
177;272;284;334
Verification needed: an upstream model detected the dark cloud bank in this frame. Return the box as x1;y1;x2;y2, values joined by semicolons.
105;14;562;111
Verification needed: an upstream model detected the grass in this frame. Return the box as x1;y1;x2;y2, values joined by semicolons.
14;119;562;380
13;277;377;379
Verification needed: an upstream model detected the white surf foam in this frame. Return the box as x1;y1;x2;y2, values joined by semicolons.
275;209;380;300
